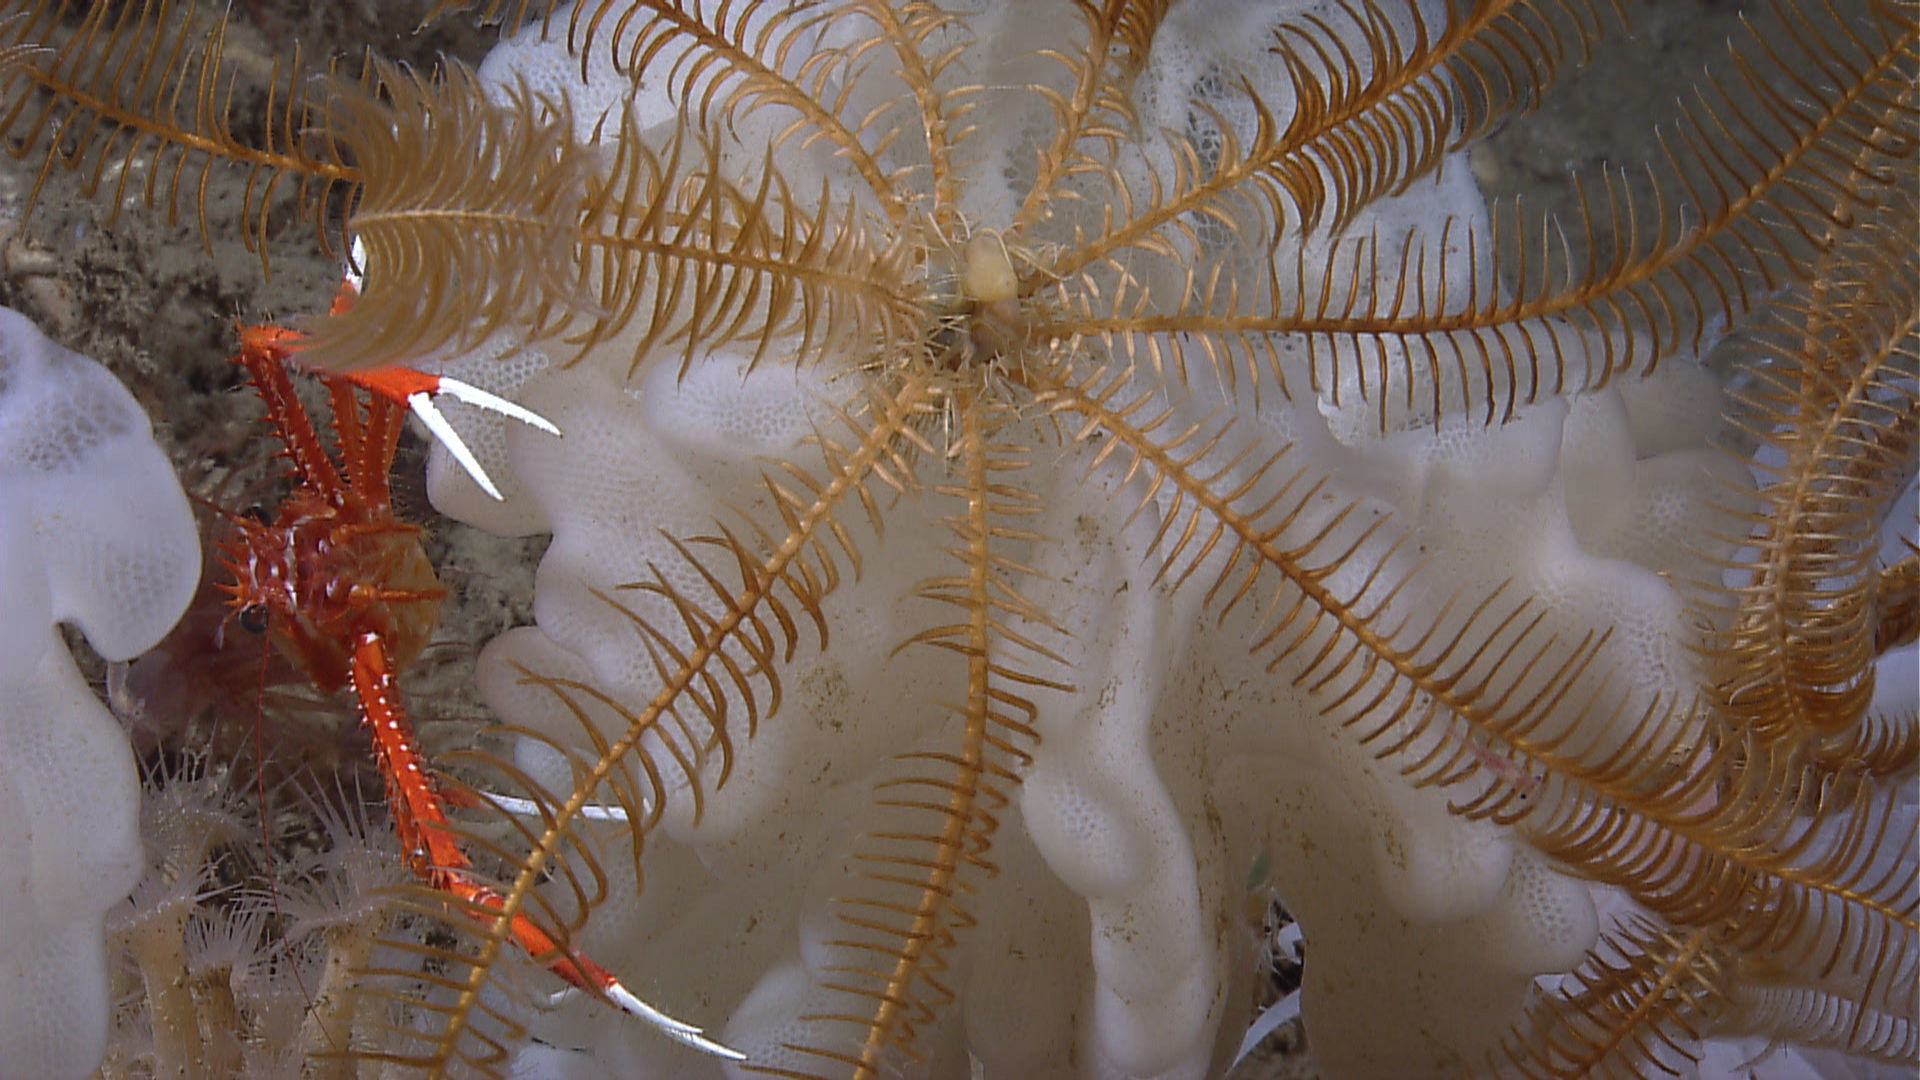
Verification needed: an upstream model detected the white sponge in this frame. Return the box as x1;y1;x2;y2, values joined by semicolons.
0;306;199;1080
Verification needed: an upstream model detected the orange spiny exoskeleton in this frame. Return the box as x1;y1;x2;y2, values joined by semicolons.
216;267;744;1063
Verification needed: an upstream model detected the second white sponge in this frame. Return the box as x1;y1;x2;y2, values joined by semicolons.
0;306;199;1080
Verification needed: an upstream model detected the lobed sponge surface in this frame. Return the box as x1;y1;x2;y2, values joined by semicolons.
0;306;198;1080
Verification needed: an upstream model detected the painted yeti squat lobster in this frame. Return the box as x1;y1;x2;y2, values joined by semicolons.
217;275;743;1063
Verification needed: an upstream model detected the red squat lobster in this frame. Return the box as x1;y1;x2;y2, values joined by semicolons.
216;259;743;1062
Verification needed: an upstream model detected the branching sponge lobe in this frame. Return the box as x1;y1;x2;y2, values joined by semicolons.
0;306;198;1080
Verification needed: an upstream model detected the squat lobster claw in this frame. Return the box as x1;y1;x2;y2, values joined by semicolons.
350;364;557;501
221;276;744;1063
244;249;559;502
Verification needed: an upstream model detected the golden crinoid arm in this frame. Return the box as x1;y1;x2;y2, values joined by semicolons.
425;0;921;223
0;2;929;378
1051;0;1631;277
1483;150;1919;1080
1705;187;1919;752
1491;920;1733;1078
0;0;357;269
563;113;926;380
306;33;928;377
797;399;1072;1077
1035;0;1917;433
1007;0;1174;236
287;60;605;372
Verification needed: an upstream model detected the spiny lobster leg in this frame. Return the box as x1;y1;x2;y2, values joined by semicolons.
231;324;345;501
322;373;405;506
345;632;744;1061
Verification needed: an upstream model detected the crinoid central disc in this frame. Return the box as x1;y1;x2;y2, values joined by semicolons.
922;229;1036;385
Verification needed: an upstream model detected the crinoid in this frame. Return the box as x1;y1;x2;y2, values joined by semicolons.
0;0;1915;1078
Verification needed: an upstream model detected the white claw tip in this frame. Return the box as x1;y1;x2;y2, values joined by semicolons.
605;982;748;1062
409;392;505;500
487;792;634;822
435;376;561;435
405;378;559;502
344;236;368;295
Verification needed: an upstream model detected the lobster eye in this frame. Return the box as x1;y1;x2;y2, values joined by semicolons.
237;604;271;634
